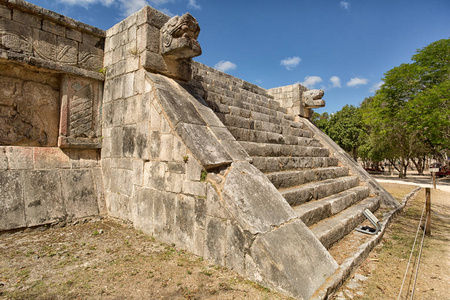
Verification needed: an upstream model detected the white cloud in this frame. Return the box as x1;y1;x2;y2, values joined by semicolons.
280;56;301;70
340;1;350;10
55;0;177;16
158;8;174;16
119;0;149;16
188;0;201;9
330;76;341;88
300;76;323;88
57;0;115;6
370;81;384;93
214;60;237;72
347;77;369;87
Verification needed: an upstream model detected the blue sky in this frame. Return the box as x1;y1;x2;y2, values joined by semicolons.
27;0;449;114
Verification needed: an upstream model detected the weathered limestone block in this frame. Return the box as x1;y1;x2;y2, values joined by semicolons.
61;169;99;219
23;170;65;227
0;74;60;146
0;147;7;170
5;146;33;169
251;220;338;299
0;170;26;230
204;216;227;265
221;161;296;234
154;83;206;126
175;194;196;249
132;187;155;235
59;75;102;148
176;123;232;169
153;190;177;244
33;147;70;169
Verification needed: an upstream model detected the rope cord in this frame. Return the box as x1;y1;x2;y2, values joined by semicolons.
410;211;428;300
397;200;426;300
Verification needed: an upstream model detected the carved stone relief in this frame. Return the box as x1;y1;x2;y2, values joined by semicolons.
0;19;33;54
302;89;326;109
33;32;78;65
0;76;60;146
59;75;102;148
160;13;202;60
0;16;103;72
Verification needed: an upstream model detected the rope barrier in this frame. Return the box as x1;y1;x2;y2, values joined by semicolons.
410;211;428;299
397;200;426;300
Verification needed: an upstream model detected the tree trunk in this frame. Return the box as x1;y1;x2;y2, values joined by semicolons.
411;156;425;175
352;147;358;162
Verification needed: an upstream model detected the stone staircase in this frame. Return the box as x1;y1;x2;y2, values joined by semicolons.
203;88;381;252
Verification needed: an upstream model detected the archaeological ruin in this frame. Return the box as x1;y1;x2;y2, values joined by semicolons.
0;1;401;298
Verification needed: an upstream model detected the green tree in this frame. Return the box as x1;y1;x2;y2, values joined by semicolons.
311;111;330;132
326;105;364;161
361;38;450;177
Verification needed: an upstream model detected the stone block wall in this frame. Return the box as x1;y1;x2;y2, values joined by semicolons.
0;146;104;231
0;0;106;231
0;0;104;77
101;7;235;257
190;61;277;111
267;83;308;117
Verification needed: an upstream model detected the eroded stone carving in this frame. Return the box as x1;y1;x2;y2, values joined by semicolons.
0;76;60;146
0;31;33;53
160;13;202;60
33;35;78;65
59;75;102;148
302;89;325;109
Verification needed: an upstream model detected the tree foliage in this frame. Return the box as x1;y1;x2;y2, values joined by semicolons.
361;38;449;177
314;38;449;177
326;105;363;161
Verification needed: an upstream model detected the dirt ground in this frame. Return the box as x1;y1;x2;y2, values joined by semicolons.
334;183;450;299
0;219;292;300
1;182;448;300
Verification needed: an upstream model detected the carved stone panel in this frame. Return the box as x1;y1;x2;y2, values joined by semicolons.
0;75;60;146
1;16;104;73
59;75;102;148
33;31;78;66
0;18;33;54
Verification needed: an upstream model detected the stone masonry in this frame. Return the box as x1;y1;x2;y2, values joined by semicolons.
0;0;105;230
0;1;399;299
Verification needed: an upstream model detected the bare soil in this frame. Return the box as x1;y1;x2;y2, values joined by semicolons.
334;183;450;299
0;219;292;300
2;182;448;300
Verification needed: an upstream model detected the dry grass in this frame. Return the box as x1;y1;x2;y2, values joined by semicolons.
339;184;450;300
0;219;293;300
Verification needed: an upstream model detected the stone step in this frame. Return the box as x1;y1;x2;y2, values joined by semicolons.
280;176;359;206
216;113;311;138
240;141;329;159
206;95;290;120
310;196;380;249
252;156;340;174
266;167;349;190
227;104;300;127
293;186;370;226
229;92;290;115
227;127;314;145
